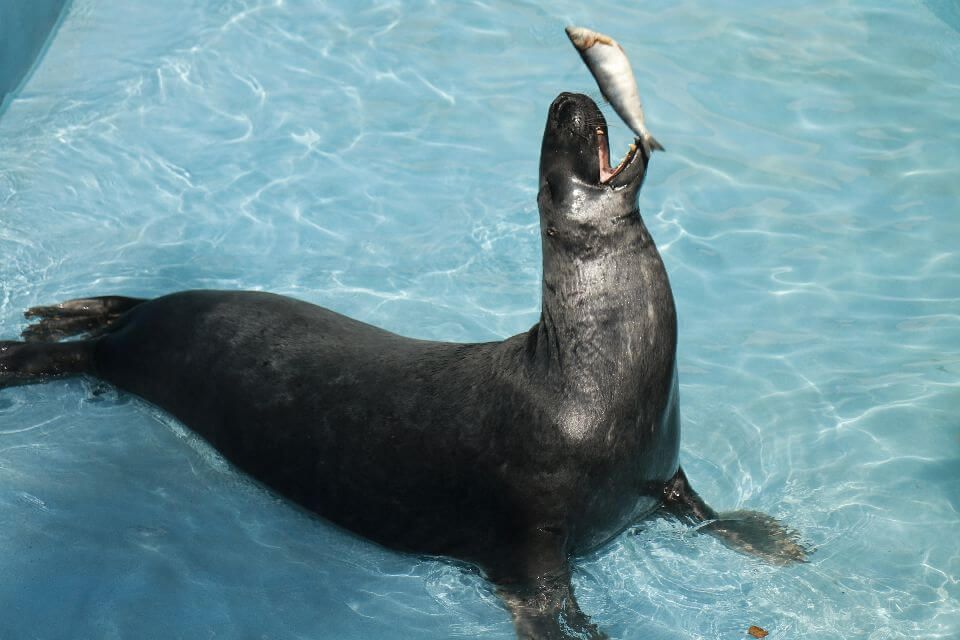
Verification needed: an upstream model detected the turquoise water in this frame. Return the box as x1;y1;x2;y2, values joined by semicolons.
1;1;958;638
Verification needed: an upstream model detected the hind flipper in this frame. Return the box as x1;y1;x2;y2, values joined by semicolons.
25;296;145;320
22;316;111;343
662;467;809;565
0;340;95;388
22;296;144;342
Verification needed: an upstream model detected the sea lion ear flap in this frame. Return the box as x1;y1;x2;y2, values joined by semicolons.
537;171;575;215
538;176;553;207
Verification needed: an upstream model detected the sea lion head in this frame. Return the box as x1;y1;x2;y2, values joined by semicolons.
538;93;647;248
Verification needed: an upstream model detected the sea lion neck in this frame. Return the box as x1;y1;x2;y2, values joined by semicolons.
530;92;659;396
526;212;676;400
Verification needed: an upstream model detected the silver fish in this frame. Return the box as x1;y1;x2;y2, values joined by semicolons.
565;26;664;154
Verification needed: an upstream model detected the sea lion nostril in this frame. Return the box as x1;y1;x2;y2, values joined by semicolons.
555;100;576;123
549;93;604;134
552;91;577;108
551;92;587;121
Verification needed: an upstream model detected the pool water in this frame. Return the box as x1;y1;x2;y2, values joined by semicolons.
1;1;958;638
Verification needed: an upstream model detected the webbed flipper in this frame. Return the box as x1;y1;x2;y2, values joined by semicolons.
2;295;146;389
662;467;809;565
23;296;145;342
497;571;608;640
0;340;95;388
487;526;608;639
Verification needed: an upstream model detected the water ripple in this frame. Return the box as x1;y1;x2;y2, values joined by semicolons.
0;0;958;638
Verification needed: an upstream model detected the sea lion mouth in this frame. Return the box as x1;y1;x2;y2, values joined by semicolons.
540;92;645;195
596;126;641;185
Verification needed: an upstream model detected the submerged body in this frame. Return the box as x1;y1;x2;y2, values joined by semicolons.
566;26;664;155
0;93;804;639
91;278;679;572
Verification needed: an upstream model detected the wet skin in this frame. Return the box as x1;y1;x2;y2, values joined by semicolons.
1;93;806;640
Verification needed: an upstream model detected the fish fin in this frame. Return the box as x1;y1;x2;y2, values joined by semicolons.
595;33;616;47
646;134;665;152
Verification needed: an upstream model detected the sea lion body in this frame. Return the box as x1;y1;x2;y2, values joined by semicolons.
0;93;805;640
88;214;678;569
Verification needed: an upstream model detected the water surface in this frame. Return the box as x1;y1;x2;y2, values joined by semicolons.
1;1;958;638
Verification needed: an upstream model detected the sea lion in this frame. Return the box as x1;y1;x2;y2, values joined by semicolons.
0;93;805;639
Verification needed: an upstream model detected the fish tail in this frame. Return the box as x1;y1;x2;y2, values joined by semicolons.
646;134;665;152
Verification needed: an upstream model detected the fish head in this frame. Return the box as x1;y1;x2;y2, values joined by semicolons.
564;26;616;51
538;92;647;239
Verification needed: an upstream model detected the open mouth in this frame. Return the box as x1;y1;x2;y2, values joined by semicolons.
596;126;640;184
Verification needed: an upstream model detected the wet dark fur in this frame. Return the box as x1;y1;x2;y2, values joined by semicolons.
1;94;806;639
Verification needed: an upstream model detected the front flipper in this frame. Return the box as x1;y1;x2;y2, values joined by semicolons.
662;467;809;565
488;525;607;640
497;571;607;640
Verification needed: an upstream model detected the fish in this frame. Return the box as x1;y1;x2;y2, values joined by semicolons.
565;26;664;154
